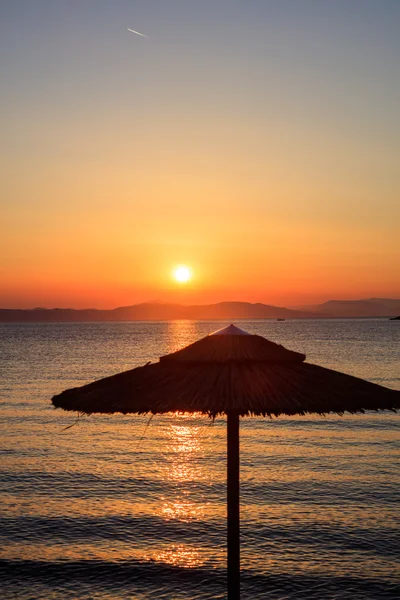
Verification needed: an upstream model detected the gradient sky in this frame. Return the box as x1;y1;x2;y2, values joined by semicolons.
1;0;399;308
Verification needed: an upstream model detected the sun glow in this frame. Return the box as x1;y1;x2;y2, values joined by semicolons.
173;265;192;283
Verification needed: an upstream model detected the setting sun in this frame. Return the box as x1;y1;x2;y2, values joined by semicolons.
173;265;192;283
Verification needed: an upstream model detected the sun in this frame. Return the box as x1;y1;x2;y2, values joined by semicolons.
173;265;192;283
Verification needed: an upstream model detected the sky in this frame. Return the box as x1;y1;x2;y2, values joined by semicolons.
1;0;399;309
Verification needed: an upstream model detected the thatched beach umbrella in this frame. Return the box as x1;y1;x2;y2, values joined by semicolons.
52;324;399;600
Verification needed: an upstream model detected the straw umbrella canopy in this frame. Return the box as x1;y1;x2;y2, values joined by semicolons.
51;324;400;600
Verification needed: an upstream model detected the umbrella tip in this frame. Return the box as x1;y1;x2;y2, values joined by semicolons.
210;324;252;336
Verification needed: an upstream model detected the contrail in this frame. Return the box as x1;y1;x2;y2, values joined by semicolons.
127;28;148;38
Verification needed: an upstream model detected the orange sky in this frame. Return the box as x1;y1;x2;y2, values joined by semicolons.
1;2;399;309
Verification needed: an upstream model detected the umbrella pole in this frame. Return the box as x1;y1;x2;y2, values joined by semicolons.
227;411;240;600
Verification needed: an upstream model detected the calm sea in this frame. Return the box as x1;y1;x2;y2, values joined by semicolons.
0;319;399;599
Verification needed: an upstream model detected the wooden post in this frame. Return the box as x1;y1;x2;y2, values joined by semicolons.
227;411;240;599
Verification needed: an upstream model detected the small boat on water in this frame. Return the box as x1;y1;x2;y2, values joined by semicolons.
277;318;286;321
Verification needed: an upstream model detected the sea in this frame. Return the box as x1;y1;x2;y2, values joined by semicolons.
0;319;399;600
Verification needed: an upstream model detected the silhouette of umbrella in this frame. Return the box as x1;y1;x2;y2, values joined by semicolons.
52;324;399;600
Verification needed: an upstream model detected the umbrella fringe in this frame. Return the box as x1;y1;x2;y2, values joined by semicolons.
60;411;85;431
136;414;155;451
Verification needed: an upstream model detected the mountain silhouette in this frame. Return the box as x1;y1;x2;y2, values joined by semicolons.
1;298;399;322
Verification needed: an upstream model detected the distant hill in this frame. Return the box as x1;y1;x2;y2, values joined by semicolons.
1;298;399;322
305;298;400;317
0;301;320;323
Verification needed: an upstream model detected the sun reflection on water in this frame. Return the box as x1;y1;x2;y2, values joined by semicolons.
166;320;205;355
160;415;206;521
156;413;210;567
154;544;202;568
